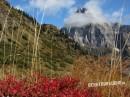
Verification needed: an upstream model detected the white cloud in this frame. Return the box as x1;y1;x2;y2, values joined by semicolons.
64;0;108;27
15;5;24;11
68;7;77;15
112;11;121;18
106;8;124;23
29;0;75;15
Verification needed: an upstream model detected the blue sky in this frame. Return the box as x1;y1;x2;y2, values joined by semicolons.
7;0;130;27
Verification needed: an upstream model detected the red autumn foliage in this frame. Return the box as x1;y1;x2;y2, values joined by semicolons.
0;74;102;97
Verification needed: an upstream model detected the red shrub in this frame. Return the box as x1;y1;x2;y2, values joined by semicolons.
0;75;102;97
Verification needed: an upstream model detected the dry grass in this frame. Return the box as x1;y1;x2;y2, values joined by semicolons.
65;55;130;97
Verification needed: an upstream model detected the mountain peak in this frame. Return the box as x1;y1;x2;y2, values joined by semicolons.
76;8;87;13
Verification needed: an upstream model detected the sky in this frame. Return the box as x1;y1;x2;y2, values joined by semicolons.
7;0;130;28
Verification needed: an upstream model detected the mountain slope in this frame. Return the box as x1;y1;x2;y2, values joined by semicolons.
0;0;80;73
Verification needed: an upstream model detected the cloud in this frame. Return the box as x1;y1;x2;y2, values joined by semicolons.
15;5;24;11
64;0;108;27
106;8;124;23
29;0;75;15
64;0;127;27
68;7;77;15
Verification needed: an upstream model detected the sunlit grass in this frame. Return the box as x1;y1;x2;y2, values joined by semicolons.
66;55;130;97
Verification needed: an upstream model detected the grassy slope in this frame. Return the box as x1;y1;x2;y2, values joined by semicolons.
0;0;80;75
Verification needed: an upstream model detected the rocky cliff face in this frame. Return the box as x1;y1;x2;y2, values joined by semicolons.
61;8;130;56
61;23;114;48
